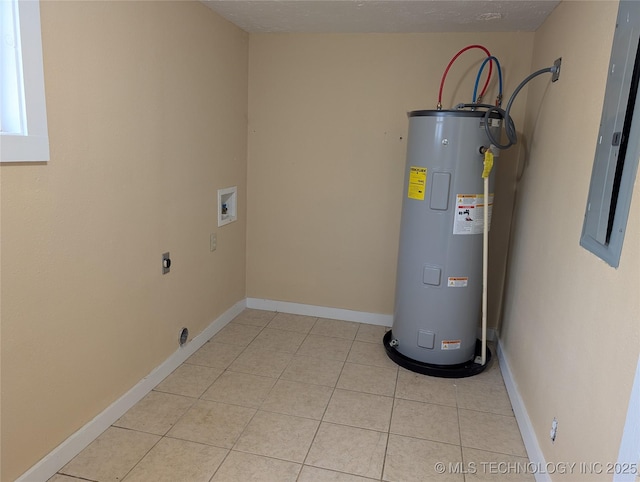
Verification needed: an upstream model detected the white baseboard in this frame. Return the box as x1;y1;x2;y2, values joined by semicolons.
496;338;550;482
16;299;246;482
246;297;393;327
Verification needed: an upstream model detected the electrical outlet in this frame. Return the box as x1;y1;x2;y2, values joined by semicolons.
550;417;558;443
210;233;217;252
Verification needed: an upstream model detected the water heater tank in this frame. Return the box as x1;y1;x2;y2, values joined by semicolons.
385;109;500;377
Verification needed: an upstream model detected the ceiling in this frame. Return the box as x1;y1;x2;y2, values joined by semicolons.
201;0;561;34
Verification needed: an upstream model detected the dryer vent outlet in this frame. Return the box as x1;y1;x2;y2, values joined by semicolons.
179;328;189;346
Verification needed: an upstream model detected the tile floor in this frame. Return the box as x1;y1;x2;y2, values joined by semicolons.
49;309;533;482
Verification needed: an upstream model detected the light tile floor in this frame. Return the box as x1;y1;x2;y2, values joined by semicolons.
49;309;533;482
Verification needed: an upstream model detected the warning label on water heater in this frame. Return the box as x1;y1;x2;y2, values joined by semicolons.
441;339;461;350
407;166;427;200
453;194;494;235
447;277;468;288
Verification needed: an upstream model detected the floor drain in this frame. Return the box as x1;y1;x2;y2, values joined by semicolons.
179;327;189;346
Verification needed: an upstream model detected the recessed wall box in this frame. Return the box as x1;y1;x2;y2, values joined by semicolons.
218;186;237;227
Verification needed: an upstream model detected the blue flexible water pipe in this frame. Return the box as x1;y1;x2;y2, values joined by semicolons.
473;56;503;105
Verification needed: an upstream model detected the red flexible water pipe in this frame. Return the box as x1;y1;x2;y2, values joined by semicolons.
437;45;492;109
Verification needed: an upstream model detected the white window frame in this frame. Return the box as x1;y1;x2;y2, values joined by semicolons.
0;0;49;162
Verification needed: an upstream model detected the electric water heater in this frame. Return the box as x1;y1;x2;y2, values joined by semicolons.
385;109;500;377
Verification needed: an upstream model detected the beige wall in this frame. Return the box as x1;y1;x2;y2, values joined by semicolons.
247;32;534;318
501;0;640;476
0;2;248;480
5;1;637;479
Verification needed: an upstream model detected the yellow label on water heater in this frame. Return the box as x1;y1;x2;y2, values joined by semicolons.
408;166;427;200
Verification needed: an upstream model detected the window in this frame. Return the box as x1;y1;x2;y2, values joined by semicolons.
581;1;640;268
0;0;49;162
